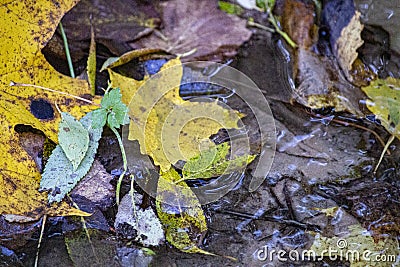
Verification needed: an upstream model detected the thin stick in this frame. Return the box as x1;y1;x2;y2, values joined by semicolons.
374;135;395;174
59;22;75;78
110;126;127;205
34;215;47;267
10;82;100;106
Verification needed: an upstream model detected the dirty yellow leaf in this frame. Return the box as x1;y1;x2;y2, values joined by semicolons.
156;168;215;255
309;223;399;267
108;58;242;171
362;77;400;137
0;0;99;219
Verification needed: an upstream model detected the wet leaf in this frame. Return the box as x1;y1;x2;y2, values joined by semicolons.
131;0;252;61
0;0;99;218
156;168;214;255
309;223;399;267
60;0;160;61
40;112;103;203
362;77;400;137
108;58;242;171
182;142;256;180
58;112;89;171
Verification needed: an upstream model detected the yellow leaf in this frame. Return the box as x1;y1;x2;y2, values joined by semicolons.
156;168;215;255
362;77;400;137
108;58;242;171
0;0;98;218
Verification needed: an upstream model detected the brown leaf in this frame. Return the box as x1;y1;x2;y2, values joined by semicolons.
59;0;161;60
131;0;252;61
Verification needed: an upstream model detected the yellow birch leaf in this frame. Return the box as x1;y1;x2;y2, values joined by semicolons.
0;0;99;219
108;58;242;171
156;168;215;255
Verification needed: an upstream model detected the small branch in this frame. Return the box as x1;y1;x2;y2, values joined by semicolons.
34;215;47;267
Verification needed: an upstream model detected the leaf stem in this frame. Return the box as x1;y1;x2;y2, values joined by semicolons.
59;22;75;78
374;134;395;174
10;82;100;106
110;126;127;205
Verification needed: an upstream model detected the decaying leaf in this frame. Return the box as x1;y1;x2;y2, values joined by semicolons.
131;0;252;61
40;111;103;203
309;223;399;267
182;142;256;180
156;168;214;255
0;0;99;218
107;58;242;171
58;112;89;171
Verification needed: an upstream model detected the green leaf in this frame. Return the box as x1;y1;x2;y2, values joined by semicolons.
40;111;103;203
156;168;215;255
58;112;89;170
100;88;129;129
91;108;107;129
182;142;256;180
218;1;243;15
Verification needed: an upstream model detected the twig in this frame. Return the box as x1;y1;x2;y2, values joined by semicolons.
34;215;47;267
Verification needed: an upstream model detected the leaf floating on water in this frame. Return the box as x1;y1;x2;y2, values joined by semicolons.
182;142;256;180
156;168;214;255
40;112;103;203
59;112;90;171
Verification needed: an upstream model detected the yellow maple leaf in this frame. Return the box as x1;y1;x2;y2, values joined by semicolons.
0;0;99;219
109;58;242;171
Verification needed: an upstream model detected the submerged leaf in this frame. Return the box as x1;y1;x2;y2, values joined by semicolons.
40;112;103;203
58;112;89;170
0;0;99;218
156;168;214;255
182;142;256;180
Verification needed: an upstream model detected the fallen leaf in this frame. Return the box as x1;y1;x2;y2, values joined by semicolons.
0;0;99;218
182;142;256;180
156;168;214;255
131;0;252;61
108;58;242;171
115;193;164;246
60;0;160;61
87;25;96;94
58;112;89;171
309;223;399;267
40;111;103;203
362;77;400;137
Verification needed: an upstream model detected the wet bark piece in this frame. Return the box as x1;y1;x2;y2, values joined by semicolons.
322;0;364;81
